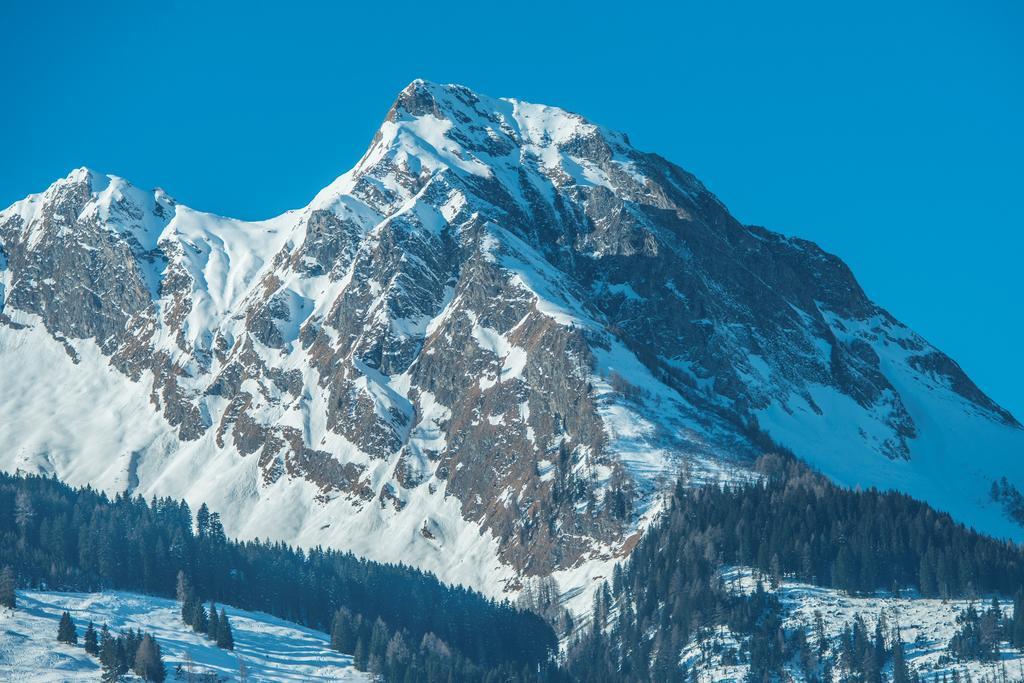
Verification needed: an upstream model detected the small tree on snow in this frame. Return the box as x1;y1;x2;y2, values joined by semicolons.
190;601;208;634
57;611;78;644
207;602;220;642
133;633;166;682
216;608;234;650
0;566;15;609
84;621;99;656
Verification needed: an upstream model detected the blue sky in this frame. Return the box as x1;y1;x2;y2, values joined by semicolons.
1;1;1021;419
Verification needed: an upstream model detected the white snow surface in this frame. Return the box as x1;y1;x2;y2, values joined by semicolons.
0;591;368;681
1;79;1022;620
755;310;1024;542
687;568;1024;682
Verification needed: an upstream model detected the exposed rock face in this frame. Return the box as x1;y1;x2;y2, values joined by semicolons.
1;81;1021;596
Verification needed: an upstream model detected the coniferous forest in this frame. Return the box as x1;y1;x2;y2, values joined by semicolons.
562;454;1024;682
0;472;558;682
3;456;1024;681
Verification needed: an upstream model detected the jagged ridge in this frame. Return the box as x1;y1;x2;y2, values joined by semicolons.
0;80;1020;602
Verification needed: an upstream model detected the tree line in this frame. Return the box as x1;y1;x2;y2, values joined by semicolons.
562;454;1024;681
0;472;558;682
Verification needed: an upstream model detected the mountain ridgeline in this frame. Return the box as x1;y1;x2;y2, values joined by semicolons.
1;80;1021;600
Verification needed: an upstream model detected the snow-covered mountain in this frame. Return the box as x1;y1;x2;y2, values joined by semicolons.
1;80;1020;599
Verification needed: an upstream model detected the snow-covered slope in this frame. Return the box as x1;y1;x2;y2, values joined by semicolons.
0;591;367;681
0;80;1021;603
686;568;1023;682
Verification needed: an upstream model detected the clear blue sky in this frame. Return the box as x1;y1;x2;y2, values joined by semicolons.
1;1;1021;419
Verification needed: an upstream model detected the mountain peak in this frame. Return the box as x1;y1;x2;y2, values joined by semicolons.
2;83;1022;612
390;79;476;118
386;80;621;151
65;165;95;183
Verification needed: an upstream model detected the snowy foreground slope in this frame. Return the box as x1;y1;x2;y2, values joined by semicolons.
1;80;1021;604
0;591;368;681
686;569;1023;683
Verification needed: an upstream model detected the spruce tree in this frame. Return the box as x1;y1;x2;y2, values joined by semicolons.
0;566;15;609
892;629;910;683
216;608;234;650
133;633;166;682
176;570;196;627
196;503;211;538
84;621;99;656
1013;591;1024;648
207;602;220;642
57;610;78;644
331;607;356;652
99;624;115;669
190;601;208;634
354;637;368;671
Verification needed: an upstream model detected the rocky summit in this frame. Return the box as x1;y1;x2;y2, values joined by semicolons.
1;80;1021;599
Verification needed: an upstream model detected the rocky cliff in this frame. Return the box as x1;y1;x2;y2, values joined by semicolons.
1;80;1020;598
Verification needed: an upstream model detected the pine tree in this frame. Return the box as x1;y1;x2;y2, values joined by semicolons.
133;633;166;682
208;512;227;545
190;601;208;634
813;610;828;656
84;621;99;656
207;601;220;642
892;628;910;683
650;633;676;681
99;624;115;669
216;608;234;650
14;490;34;541
331;607;357;652
1013;591;1024;648
369;617;389;670
177;570;196;626
869;615;887;681
196;503;211;538
612;563;624;597
354;637;368;671
57;610;78;644
0;566;15;609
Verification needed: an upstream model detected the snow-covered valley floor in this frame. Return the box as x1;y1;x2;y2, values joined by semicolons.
687;568;1024;682
0;591;369;681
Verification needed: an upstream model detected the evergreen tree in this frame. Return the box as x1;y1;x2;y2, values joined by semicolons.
813;610;828;657
216;608;234;650
14;490;34;541
57;610;78;644
190;601;208;634
175;570;194;626
207;512;227;545
354;637;368;671
331;607;357;652
133;633;166;682
207;601;220;642
84;621;99;656
195;503;211;538
99;624;116;669
650;633;677;681
369;617;389;671
1013;591;1024;648
0;566;15;609
892;628;910;683
612;563;624;597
